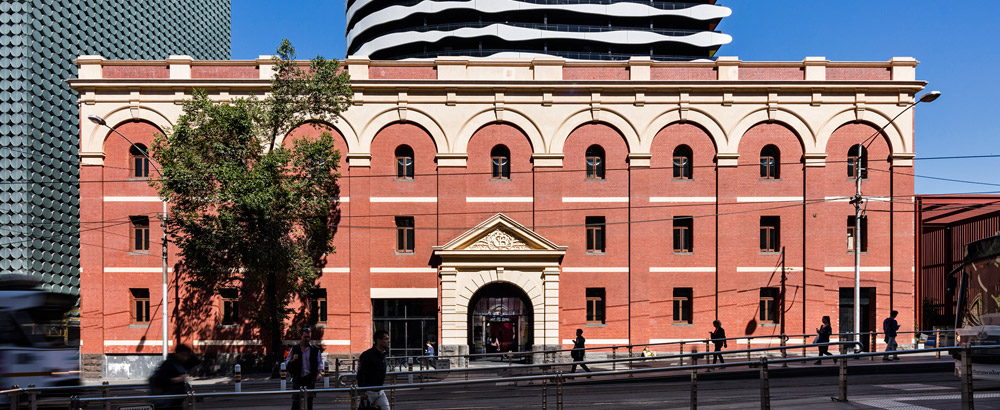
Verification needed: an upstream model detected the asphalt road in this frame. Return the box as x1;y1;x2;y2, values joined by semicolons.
67;368;1000;410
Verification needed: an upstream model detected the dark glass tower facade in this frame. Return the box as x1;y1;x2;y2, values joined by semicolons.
347;0;731;61
0;0;230;298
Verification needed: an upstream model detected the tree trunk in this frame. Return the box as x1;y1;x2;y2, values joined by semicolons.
266;271;282;376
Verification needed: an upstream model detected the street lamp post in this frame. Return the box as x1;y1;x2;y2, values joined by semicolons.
88;115;170;359
850;90;939;352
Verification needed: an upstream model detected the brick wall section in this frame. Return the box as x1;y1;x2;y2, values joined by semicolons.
651;67;717;81
827;67;892;81
740;67;804;81
563;66;630;81
369;66;437;80
191;65;259;79
102;65;169;79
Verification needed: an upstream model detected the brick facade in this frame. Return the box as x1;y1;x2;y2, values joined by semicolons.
72;56;926;372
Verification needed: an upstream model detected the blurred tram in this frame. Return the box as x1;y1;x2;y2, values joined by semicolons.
0;282;80;396
954;235;1000;380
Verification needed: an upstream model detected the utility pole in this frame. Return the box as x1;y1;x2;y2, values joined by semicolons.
780;246;786;337
848;90;940;353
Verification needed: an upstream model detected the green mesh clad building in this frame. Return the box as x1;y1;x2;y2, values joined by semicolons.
0;0;230;320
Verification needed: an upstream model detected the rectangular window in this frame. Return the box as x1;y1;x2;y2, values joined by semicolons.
847;215;868;253
759;216;780;252
585;216;606;253
491;156;510;179
130;288;150;324
759;287;779;324
220;288;239;325
130;215;150;252
310;289;328;325
396;216;415;253
672;156;690;179
585;156;605;179
396;156;414;179
586;288;606;324
672;217;693;252
132;155;149;178
672;288;693;324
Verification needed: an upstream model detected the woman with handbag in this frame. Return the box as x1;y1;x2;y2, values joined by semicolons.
814;316;835;365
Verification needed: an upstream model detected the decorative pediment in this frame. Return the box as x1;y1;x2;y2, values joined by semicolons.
435;213;566;253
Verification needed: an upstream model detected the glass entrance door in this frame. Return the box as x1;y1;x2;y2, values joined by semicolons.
468;283;533;358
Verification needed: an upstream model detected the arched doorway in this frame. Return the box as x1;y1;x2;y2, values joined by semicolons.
468;283;533;357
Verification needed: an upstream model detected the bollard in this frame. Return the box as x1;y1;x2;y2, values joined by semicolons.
323;360;330;389
335;358;341;387
234;364;242;392
280;361;288;391
390;372;396;410
350;386;358;410
692;348;699;370
186;391;196;410
869;334;876;361
408;358;414;384
612;347;617;371
628;346;634;371
680;342;686;366
70;395;79;410
836;353;848;402
759;357;771;410
10;385;19;410
747;338;752;362
690;370;698;410
556;372;564;410
27;383;37;410
541;378;548;410
936;330;942;359
300;387;309;410
102;380;110;410
961;343;973;410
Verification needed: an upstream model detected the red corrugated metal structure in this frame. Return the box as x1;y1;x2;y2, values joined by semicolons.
917;195;1000;329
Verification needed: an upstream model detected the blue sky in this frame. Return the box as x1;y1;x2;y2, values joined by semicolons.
232;0;1000;195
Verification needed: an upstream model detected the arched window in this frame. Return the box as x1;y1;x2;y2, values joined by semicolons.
490;145;511;179
395;145;414;179
760;145;780;179
672;145;693;179
585;145;605;179
130;144;150;178
847;145;868;179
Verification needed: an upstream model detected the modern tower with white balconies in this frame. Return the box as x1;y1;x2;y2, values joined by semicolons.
346;0;732;61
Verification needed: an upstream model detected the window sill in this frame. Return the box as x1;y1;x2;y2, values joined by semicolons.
127;177;152;182
128;324;150;328
584;252;606;256
394;252;416;256
127;251;151;256
847;251;869;255
760;323;780;327
846;178;869;181
392;178;415;182
671;323;694;327
759;251;781;255
759;178;782;182
584;178;607;182
584;323;607;328
671;178;695;182
672;251;694;255
489;178;511;182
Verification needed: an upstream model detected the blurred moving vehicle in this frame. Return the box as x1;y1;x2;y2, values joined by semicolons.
0;286;80;398
954;235;1000;380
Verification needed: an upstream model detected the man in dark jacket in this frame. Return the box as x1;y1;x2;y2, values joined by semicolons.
285;327;323;409
570;328;592;373
358;329;390;409
149;344;197;410
883;310;901;361
710;320;727;365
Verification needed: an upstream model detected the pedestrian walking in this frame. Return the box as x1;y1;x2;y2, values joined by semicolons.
149;343;199;410
570;328;592;373
285;326;323;410
358;329;391;410
883;310;901;361
710;320;727;365
814;316;835;365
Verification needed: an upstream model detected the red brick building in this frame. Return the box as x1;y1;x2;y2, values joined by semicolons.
72;55;926;377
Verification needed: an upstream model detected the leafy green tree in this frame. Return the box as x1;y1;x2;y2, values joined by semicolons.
152;40;351;365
